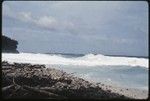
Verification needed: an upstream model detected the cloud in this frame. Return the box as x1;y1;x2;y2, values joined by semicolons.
3;2;75;32
33;15;74;31
2;1;148;56
18;12;32;22
4;9;75;32
34;16;60;31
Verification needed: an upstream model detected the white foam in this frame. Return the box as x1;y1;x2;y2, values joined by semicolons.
2;53;149;68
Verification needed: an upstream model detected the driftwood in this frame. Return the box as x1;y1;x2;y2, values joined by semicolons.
2;62;130;99
2;85;15;92
2;67;15;69
22;85;67;99
40;87;63;92
3;76;67;99
12;77;67;98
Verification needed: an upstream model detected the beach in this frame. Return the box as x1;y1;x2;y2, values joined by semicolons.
2;61;148;99
2;1;148;99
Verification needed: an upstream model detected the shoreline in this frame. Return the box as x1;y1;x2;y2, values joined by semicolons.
2;61;148;99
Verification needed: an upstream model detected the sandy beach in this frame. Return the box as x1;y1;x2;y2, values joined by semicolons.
96;82;148;99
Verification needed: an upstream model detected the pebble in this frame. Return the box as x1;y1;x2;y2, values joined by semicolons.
2;61;130;99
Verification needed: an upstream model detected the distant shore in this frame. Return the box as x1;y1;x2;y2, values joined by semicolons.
2;61;148;99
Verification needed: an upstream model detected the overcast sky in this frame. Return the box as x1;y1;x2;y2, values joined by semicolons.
2;1;148;56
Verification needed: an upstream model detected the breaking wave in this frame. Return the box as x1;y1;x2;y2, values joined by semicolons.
2;53;148;68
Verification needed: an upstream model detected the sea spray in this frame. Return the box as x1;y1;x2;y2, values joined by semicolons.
2;53;148;68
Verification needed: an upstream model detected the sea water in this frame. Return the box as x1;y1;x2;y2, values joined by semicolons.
2;53;149;90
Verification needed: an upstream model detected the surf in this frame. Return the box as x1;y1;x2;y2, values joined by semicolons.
2;52;148;68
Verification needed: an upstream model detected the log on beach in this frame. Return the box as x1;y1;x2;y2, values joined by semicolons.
2;61;130;99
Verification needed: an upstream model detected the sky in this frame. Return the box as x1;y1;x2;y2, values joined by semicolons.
2;1;148;56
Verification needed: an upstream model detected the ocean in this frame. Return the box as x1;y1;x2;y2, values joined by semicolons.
2;52;149;90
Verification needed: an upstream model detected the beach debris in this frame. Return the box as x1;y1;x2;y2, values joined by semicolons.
2;61;130;99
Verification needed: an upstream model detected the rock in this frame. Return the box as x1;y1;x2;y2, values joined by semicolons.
2;61;9;66
2;62;130;99
107;90;111;92
2;35;19;53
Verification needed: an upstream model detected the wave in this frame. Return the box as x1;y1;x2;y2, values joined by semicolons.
2;53;148;68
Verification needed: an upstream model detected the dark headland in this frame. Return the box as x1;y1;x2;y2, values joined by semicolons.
2;35;19;53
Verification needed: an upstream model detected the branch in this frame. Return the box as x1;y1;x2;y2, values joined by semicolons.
2;85;15;92
22;85;67;99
